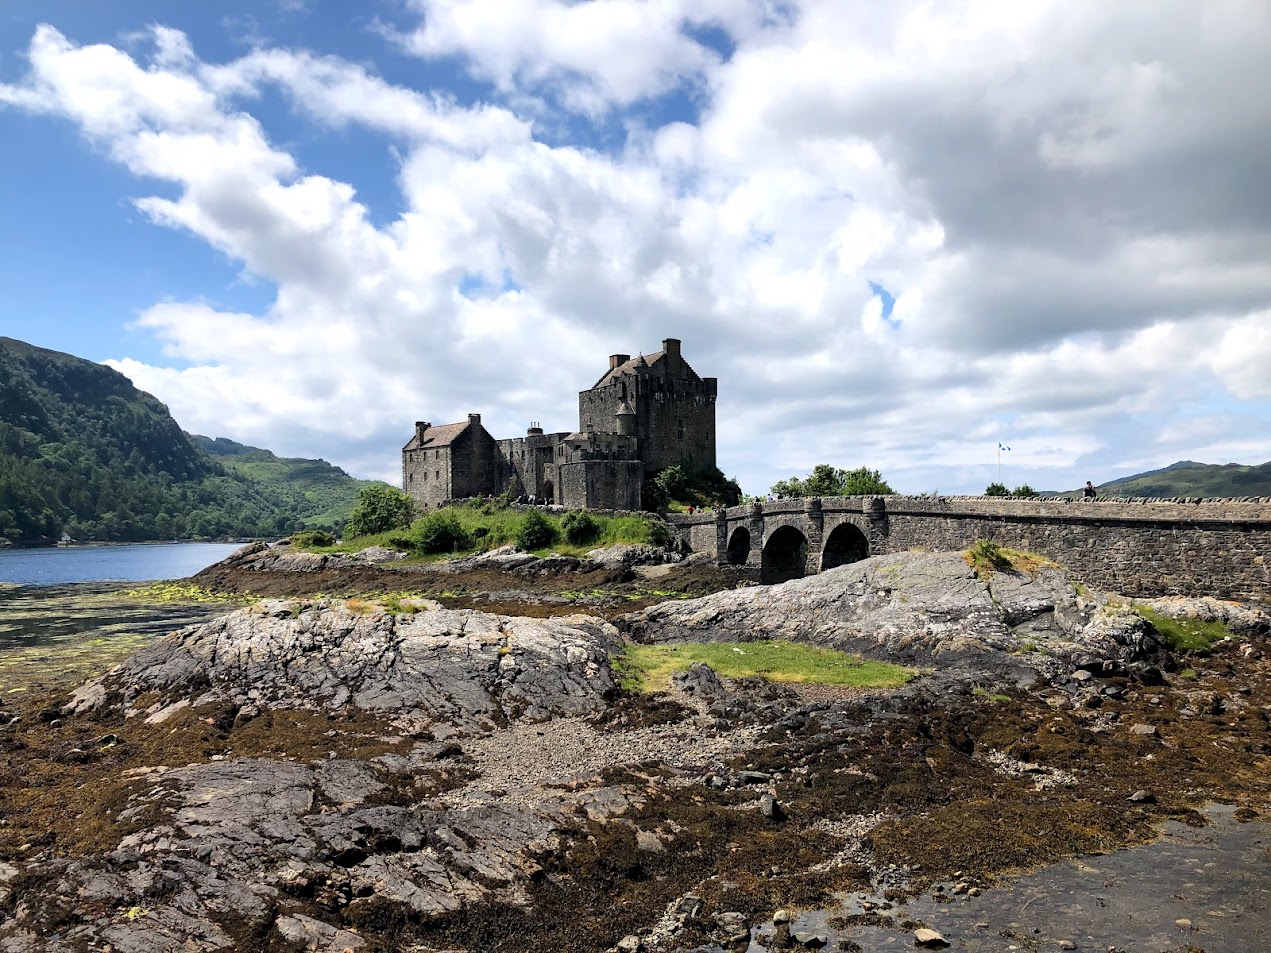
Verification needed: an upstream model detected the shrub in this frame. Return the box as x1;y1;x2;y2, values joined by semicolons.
516;508;559;550
984;482;1009;497
290;529;336;548
561;510;601;545
1011;484;1039;498
645;519;677;550
412;511;473;554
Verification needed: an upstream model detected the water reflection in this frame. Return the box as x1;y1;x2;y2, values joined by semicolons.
750;804;1268;953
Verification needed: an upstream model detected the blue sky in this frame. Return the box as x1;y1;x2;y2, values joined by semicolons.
3;1;1271;494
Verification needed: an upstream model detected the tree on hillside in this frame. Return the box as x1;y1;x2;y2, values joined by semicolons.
345;485;414;538
984;482;1009;496
770;465;893;498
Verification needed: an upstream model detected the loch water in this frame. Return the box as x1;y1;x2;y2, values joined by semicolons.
0;541;243;586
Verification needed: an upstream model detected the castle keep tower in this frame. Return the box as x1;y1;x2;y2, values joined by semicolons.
578;338;717;475
402;338;716;510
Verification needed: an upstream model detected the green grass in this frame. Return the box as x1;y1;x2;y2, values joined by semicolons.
326;504;671;559
1134;606;1231;655
972;687;1011;703
612;640;915;694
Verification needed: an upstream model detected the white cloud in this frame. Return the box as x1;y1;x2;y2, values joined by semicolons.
3;3;1271;495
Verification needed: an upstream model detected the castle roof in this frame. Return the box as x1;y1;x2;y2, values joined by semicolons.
402;420;470;451
592;349;667;388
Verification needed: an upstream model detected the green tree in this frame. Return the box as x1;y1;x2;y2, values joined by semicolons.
771;464;893;498
1011;484;1038;498
984;482;1010;496
345;485;414;538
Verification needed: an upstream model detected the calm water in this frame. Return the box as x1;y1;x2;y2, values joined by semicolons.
754;803;1269;953
0;542;243;586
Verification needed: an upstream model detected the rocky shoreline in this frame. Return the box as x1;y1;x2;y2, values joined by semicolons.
0;545;1268;951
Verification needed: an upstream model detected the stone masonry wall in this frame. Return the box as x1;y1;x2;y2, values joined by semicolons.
557;460;643;511
671;496;1271;602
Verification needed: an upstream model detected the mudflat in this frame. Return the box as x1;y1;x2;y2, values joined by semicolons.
0;546;1266;952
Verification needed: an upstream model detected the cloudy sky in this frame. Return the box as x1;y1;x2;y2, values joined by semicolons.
3;1;1270;495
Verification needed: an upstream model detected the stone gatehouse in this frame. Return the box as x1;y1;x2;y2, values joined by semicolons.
402;338;717;510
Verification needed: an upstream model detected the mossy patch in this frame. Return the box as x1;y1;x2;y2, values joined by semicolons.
612;640;914;693
1134;606;1231;655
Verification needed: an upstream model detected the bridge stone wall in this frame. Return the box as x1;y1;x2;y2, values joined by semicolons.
668;496;1271;602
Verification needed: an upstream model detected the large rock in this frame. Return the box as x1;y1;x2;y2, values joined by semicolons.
68;600;623;730
621;552;1165;686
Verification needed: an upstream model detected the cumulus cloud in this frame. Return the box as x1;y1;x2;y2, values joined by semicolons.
2;3;1270;494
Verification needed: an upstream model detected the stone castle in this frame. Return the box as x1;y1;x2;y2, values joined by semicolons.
402;338;717;511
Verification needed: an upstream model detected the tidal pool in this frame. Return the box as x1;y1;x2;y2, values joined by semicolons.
752;804;1268;953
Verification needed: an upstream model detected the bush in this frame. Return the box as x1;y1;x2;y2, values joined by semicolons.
290;529;336;548
346;485;414;537
646;519;677;550
561;510;601;545
984;482;1010;497
412;511;473;554
1012;484;1039;498
516;508;559;550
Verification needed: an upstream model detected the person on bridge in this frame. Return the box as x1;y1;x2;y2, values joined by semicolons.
1083;481;1097;500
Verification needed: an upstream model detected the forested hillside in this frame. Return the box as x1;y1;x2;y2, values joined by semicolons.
0;337;369;545
190;435;376;530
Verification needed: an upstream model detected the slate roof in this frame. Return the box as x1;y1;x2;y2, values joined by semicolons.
592;350;667;388
403;420;470;451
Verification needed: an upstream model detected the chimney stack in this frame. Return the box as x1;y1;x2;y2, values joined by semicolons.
468;413;482;427
662;338;681;359
609;353;630;370
416;421;431;442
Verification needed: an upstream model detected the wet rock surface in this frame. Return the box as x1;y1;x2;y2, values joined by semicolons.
1;552;1268;952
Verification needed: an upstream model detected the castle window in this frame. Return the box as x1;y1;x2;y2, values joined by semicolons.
677;419;685;440
436;470;440;480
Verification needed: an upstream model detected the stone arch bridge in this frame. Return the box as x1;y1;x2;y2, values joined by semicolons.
669;495;1271;603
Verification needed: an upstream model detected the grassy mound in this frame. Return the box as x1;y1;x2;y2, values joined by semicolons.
613;640;914;693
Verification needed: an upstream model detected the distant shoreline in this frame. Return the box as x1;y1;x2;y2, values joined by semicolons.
0;537;260;552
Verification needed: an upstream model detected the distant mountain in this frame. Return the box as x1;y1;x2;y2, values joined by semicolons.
189;435;377;530
0;336;373;546
1066;460;1271;499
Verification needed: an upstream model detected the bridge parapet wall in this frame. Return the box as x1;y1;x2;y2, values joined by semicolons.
670;495;1271;601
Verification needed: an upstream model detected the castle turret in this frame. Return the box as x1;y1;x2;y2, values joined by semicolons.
616;400;636;436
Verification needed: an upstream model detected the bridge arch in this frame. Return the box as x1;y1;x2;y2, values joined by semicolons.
726;526;751;565
762;524;808;584
821;522;869;571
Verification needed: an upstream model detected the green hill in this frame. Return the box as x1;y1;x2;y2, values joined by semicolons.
1063;460;1271;499
189;435;377;530
1097;460;1271;498
0;336;373;545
